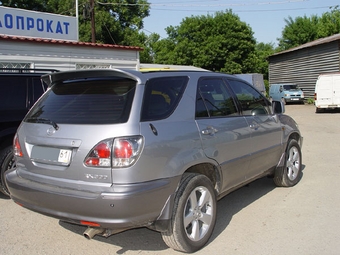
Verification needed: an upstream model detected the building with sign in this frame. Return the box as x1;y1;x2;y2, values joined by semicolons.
0;6;78;41
0;6;142;71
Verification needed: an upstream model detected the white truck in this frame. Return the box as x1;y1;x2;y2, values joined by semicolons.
314;73;340;113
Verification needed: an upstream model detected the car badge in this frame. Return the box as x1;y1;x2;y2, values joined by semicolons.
47;127;56;136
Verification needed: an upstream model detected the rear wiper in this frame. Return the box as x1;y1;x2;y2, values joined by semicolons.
26;118;59;130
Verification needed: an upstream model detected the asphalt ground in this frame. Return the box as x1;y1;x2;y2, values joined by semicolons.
1;103;339;255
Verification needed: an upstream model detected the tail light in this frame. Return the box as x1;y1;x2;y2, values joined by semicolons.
13;134;23;157
112;136;143;167
84;136;143;168
84;140;112;167
314;93;317;101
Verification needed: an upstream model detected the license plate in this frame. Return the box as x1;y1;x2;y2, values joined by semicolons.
291;98;299;100
31;146;72;165
58;149;72;164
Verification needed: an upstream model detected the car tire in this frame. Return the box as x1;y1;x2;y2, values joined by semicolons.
274;139;302;187
0;146;15;196
161;173;216;253
315;107;324;113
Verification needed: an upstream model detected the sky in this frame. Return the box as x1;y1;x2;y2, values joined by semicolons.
142;0;339;46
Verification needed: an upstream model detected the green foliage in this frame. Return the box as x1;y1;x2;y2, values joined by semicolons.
0;0;48;11
278;6;340;51
254;42;275;80
152;10;257;74
306;98;314;104
263;79;269;96
317;6;340;38
278;15;319;50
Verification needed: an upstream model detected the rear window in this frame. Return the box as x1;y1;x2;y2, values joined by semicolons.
141;76;188;121
25;78;136;124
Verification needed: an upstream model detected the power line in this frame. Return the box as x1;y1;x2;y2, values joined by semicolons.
96;0;310;7
95;1;336;14
149;5;335;13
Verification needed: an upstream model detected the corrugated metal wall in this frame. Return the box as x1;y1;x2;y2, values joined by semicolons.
269;41;340;98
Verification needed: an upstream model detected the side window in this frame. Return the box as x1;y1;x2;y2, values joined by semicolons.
196;78;238;118
141;76;188;121
0;76;27;111
227;79;270;116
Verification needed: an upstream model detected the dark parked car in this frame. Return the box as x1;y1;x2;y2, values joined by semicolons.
0;68;56;196
6;69;303;252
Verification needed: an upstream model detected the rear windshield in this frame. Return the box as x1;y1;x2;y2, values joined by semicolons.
25;78;136;124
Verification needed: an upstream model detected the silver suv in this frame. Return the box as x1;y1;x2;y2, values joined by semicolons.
6;69;303;253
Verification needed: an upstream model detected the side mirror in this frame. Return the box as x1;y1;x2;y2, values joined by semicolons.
272;101;285;114
279;87;283;93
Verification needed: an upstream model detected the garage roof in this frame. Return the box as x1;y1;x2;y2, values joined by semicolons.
271;33;340;57
0;34;143;51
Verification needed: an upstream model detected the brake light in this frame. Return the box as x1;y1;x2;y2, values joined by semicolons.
114;140;133;158
13;134;23;157
84;140;112;167
84;136;143;168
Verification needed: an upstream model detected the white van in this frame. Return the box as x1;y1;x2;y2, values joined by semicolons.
314;73;340;113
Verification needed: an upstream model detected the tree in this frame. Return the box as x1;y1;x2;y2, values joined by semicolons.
278;15;319;50
0;0;48;11
152;10;257;74
317;6;340;38
124;31;160;63
0;0;150;46
277;6;340;51
254;42;276;80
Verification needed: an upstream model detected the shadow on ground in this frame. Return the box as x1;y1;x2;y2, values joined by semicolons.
59;173;301;253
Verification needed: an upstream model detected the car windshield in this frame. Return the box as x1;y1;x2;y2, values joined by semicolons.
25;78;136;124
283;84;299;90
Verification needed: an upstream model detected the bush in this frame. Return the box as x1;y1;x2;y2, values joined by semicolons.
306;98;314;104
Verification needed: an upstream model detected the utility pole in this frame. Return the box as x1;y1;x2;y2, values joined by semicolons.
75;0;79;41
90;0;96;43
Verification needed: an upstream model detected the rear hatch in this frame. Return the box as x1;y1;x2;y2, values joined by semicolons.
15;70;139;185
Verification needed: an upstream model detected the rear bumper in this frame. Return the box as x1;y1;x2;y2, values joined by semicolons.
315;104;340;109
6;169;180;230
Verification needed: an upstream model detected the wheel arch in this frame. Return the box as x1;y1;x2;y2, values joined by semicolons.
288;131;302;148
150;162;221;233
277;131;302;169
0;133;15;151
184;162;222;195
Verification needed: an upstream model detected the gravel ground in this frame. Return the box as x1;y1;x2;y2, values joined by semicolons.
1;103;339;255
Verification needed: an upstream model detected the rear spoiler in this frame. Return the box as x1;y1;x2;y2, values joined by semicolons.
41;68;143;87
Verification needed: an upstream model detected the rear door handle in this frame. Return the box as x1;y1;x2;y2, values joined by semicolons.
202;126;218;135
249;122;260;130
